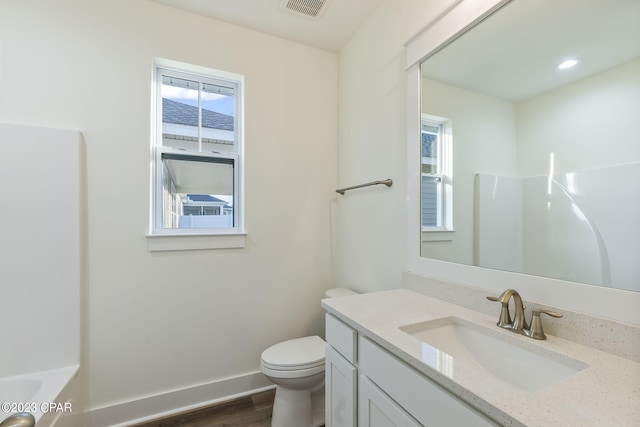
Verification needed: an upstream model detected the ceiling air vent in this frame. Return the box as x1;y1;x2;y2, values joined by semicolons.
279;0;331;19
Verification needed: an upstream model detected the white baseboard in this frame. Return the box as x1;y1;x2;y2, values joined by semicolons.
85;371;274;427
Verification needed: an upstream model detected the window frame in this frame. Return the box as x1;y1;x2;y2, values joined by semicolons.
147;59;246;251
421;121;444;228
421;114;454;240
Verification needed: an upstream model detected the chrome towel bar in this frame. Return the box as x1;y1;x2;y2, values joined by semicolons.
336;178;393;195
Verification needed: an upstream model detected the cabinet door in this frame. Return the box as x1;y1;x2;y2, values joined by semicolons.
359;376;421;427
326;345;357;427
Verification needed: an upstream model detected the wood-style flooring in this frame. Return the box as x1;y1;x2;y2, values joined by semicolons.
129;390;276;427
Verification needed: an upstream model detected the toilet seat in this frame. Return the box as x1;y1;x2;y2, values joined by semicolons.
262;359;324;371
261;336;326;372
261;362;325;379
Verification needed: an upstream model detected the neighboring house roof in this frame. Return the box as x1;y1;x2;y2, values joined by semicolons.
422;132;437;158
163;98;234;131
186;194;228;204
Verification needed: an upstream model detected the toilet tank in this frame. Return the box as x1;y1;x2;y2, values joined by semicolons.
324;288;358;298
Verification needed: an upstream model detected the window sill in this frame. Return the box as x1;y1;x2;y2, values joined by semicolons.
421;229;455;242
146;232;246;252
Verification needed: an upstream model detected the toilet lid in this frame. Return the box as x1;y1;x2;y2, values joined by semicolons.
261;335;325;371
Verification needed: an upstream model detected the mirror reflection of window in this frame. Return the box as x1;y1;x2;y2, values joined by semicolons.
421;121;442;228
421;122;439;173
421;115;453;233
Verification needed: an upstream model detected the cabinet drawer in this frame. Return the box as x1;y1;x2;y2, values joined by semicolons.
326;314;357;363
359;337;498;427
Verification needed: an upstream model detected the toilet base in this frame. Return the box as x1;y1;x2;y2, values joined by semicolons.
310;387;325;426
271;383;324;427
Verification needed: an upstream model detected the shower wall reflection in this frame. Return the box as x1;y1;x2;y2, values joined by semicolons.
476;162;640;292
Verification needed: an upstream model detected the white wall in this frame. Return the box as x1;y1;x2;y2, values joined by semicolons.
0;0;337;415
517;59;640;176
336;0;454;293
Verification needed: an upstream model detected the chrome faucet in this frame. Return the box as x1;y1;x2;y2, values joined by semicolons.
487;289;562;340
0;413;35;427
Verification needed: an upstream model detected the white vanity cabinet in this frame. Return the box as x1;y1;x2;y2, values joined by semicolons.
326;314;357;427
326;314;499;427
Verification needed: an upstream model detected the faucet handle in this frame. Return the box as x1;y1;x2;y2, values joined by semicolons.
526;309;562;340
486;296;512;328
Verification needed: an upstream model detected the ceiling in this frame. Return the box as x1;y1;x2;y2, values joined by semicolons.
149;0;384;52
422;0;640;102
150;0;640;98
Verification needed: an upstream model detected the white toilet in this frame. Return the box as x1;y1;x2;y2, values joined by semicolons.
260;288;358;427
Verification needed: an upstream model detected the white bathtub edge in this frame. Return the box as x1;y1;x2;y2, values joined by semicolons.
0;365;79;425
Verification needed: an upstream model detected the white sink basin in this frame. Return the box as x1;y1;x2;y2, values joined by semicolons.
399;317;588;392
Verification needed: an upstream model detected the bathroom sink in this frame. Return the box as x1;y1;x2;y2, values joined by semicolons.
399;317;588;392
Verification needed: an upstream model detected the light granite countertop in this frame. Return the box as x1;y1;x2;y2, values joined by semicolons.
321;289;640;427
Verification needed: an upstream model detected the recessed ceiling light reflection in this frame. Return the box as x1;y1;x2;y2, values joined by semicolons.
557;58;580;70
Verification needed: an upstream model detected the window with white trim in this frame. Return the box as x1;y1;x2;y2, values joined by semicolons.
421;115;453;233
151;61;244;240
